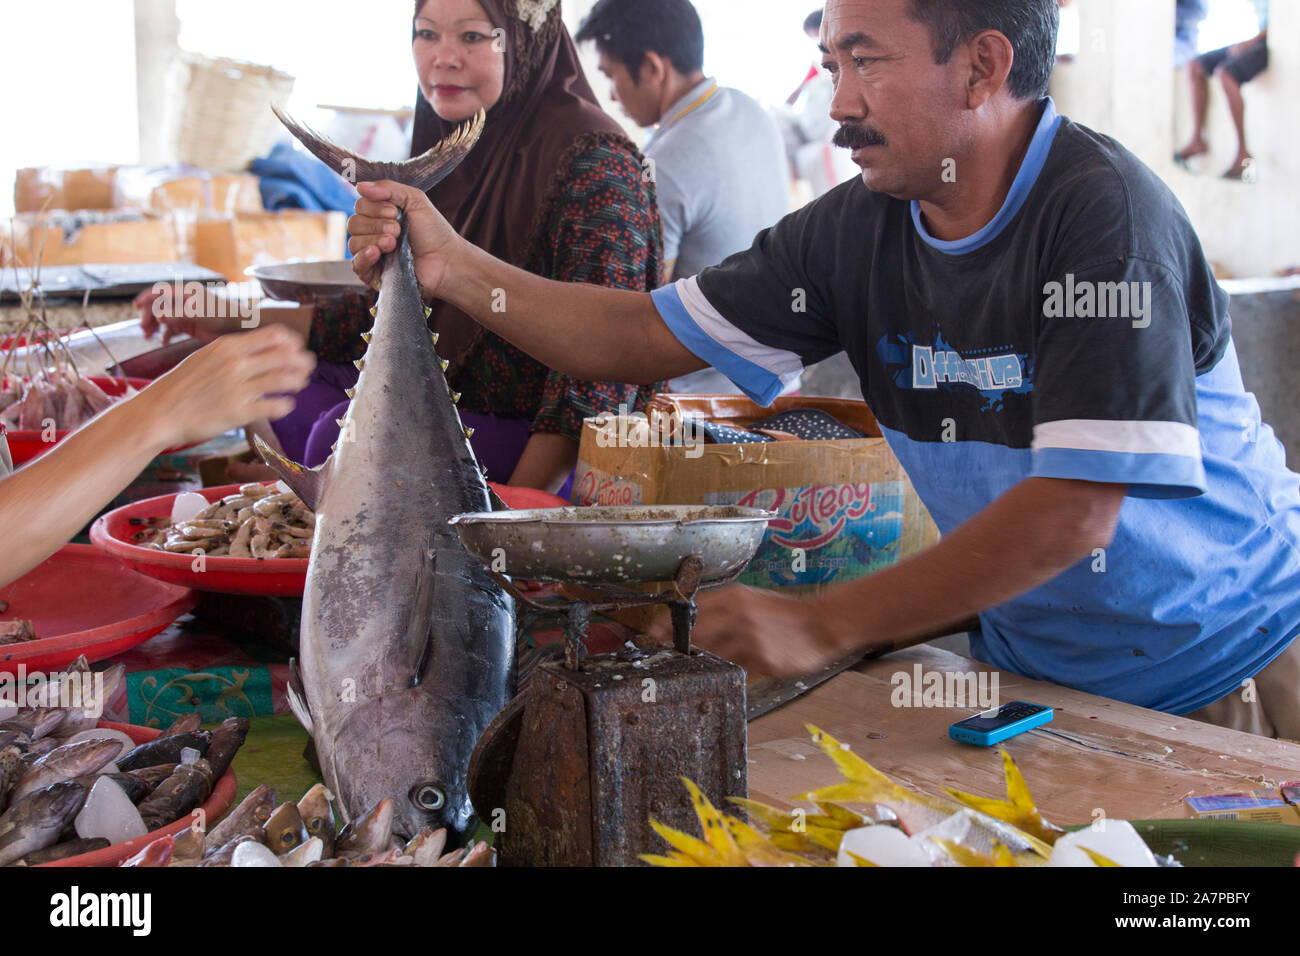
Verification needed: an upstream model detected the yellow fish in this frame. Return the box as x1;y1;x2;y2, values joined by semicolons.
800;724;1053;861
943;749;1065;846
643;778;810;867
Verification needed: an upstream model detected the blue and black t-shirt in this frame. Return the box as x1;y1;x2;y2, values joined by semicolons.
652;98;1300;715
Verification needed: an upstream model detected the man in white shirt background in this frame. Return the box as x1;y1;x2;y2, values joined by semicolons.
576;0;794;394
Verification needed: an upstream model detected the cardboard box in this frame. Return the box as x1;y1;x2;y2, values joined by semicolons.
14;166;118;212
0;213;177;269
119;171;264;217
573;395;941;628
192;211;346;281
1185;787;1300;824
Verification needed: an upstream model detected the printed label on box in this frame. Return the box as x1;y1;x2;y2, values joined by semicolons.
572;465;644;507
704;481;906;588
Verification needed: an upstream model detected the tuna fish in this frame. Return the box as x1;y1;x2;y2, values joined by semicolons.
256;106;514;845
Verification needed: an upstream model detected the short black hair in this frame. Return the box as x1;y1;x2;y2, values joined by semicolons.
804;10;823;35
906;0;1059;100
575;0;705;83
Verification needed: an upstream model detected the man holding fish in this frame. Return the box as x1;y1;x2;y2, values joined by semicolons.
346;0;1300;738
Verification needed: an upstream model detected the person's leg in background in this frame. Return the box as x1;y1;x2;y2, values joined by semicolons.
1219;67;1252;177
1220;39;1269;180
1176;54;1214;163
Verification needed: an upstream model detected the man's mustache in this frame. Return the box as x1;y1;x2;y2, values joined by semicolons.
833;123;888;150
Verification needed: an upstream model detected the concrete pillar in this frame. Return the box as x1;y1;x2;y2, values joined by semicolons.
134;0;180;166
1049;0;1298;277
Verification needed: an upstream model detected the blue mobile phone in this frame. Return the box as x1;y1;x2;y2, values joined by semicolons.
948;701;1054;746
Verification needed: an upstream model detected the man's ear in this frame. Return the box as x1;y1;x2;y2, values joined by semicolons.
638;50;668;86
964;30;1015;107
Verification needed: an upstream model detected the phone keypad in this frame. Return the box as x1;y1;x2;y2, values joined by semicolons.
996;702;1045;719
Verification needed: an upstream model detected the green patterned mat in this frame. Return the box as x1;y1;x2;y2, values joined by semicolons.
223;714;320;807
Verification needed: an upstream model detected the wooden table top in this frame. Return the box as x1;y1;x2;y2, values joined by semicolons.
748;645;1300;825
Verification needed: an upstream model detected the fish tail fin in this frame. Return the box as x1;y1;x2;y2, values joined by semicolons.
930;837;997;867
1080;847;1123;867
271;104;485;192
680;778;747;866
998;749;1040;818
805;723;899;793
944;749;1063;845
253;435;326;511
942;786;1018;820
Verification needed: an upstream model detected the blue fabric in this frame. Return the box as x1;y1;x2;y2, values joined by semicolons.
876;343;1300;715
251;143;359;260
650;285;785;406
910;99;1062;255
1030;448;1208;500
662;93;1300;714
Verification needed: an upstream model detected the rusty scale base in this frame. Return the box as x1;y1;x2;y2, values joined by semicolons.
467;555;749;867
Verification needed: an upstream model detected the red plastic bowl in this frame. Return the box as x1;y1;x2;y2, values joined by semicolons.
493;485;569;510
91;482;570;597
3;377;200;466
0;544;197;675
91;484;308;597
36;720;237;868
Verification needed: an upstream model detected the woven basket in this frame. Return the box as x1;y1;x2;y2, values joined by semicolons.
166;53;296;173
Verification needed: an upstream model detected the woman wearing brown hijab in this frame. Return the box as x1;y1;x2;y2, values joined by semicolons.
291;0;663;495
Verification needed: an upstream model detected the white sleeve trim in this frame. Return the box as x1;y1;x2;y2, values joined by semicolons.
1033;419;1202;457
676;276;806;382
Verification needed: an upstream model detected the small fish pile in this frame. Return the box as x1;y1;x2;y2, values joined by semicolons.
0;368;121;431
644;724;1170;868
121;783;495;868
137;484;314;559
0;659;248;866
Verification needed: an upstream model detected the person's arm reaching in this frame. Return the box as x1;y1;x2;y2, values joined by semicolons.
348;181;707;386
649;477;1126;677
0;326;315;587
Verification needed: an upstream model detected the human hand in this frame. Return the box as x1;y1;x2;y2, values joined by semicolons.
647;584;853;679
137;325;316;448
348;181;462;296
134;285;246;345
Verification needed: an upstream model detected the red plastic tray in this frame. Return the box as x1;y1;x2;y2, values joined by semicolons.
91;482;569;597
0;544;197;675
3;377;200;466
36;720;237;868
91;483;308;597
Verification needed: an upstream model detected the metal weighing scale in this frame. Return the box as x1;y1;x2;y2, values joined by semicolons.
451;505;773;867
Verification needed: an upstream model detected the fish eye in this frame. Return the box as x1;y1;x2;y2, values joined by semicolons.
413;784;445;811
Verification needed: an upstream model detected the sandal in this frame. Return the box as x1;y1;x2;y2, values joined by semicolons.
1223;158;1257;183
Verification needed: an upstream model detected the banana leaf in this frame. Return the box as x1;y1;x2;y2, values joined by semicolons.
1064;819;1300;867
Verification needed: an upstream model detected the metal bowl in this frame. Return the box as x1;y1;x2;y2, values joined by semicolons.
449;506;775;584
247;260;367;302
